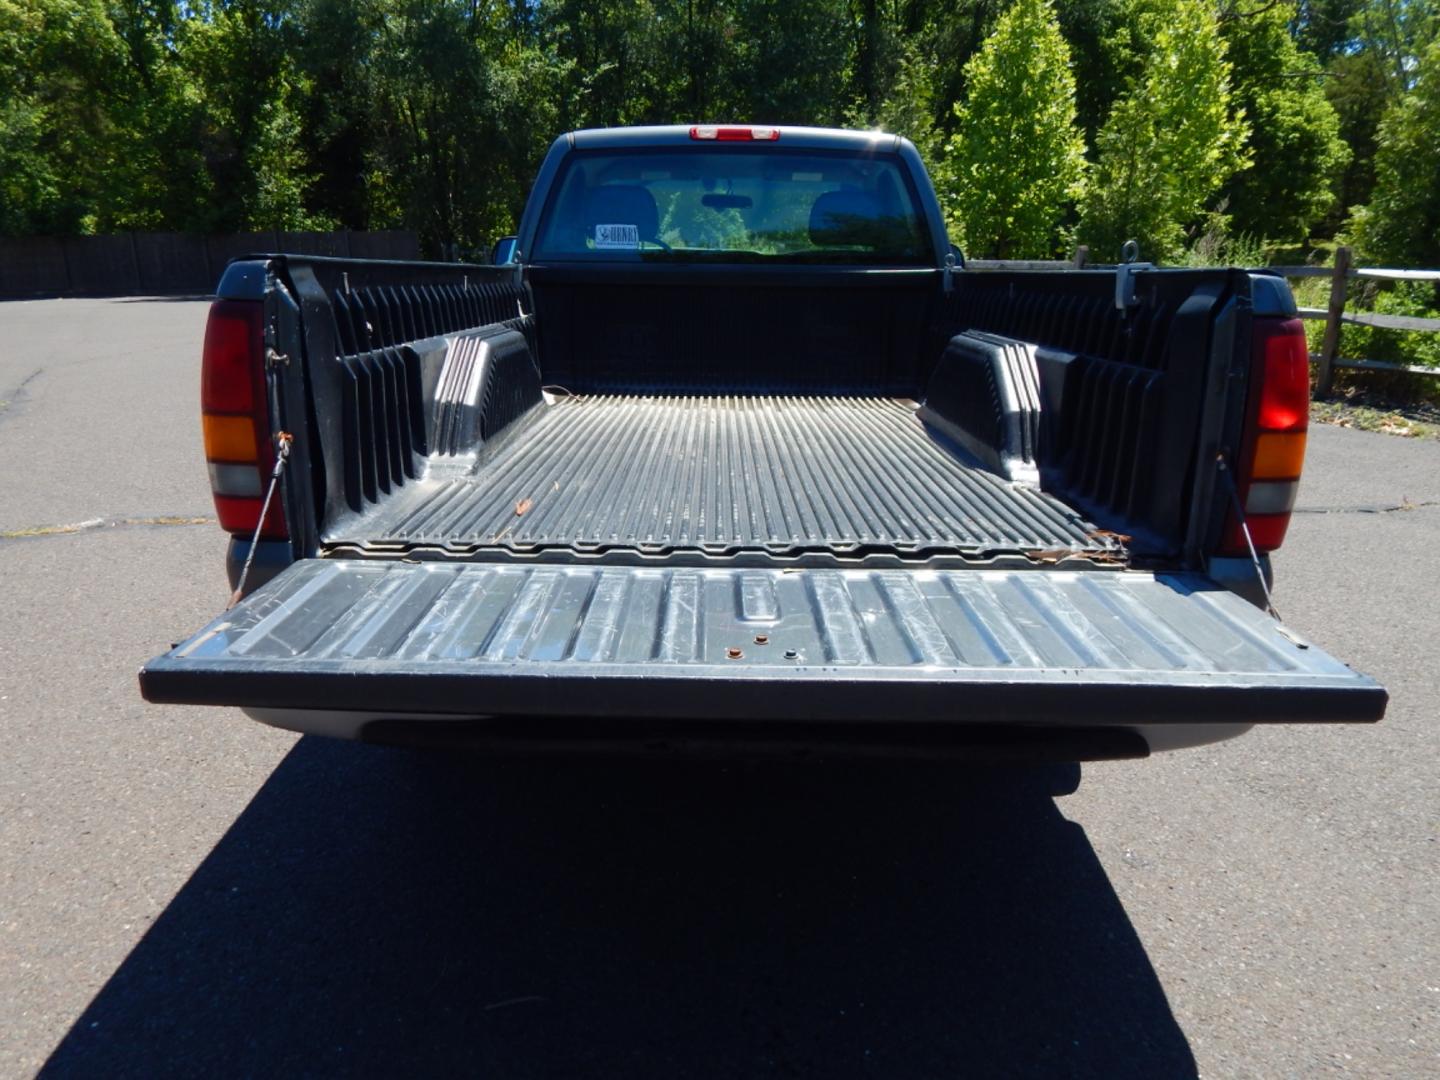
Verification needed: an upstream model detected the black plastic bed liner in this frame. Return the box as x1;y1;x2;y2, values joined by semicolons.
326;395;1124;563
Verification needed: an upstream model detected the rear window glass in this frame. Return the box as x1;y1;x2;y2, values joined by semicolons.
532;148;932;265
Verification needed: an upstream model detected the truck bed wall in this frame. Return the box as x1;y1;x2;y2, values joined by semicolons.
268;257;1245;563
526;265;936;395
276;258;534;542
939;269;1241;555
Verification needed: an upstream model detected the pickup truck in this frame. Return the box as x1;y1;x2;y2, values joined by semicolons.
140;124;1386;759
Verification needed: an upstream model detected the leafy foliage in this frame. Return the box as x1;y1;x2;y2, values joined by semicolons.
1076;0;1251;262
1219;0;1349;246
0;0;128;234
1319;0;1437;235
1349;38;1440;268
942;0;1087;258
0;0;1434;264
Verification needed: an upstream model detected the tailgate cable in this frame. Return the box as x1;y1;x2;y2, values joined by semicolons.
228;432;293;610
1215;453;1281;621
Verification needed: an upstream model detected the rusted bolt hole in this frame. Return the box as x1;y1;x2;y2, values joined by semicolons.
754;634;769;645
726;647;743;660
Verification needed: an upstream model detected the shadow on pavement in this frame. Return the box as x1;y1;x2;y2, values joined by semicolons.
0;294;213;304
110;294;214;303
43;739;1195;1078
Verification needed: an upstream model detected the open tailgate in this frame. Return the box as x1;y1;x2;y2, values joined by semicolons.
141;561;1385;729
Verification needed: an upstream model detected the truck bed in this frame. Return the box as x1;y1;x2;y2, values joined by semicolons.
327;394;1123;563
145;249;1388;749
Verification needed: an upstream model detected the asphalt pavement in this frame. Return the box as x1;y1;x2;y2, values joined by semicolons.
1;297;1436;1078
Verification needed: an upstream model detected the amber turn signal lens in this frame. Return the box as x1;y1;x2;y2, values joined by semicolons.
1251;431;1307;480
203;413;258;463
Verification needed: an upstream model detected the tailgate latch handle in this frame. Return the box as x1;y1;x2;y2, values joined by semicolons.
1114;240;1152;314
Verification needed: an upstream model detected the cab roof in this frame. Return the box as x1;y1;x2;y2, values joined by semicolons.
567;125;905;153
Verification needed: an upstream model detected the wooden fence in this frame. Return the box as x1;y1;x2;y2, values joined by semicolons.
1266;247;1440;394
969;245;1440;395
0;229;421;300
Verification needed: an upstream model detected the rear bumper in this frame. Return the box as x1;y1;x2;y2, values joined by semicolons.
245;709;1149;760
1206;554;1273;610
241;708;1255;758
225;536;294;596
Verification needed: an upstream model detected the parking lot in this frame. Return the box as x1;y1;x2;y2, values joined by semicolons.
2;297;1436;1077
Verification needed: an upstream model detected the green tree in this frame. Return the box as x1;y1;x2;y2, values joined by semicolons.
725;0;853;125
848;37;942;161
294;0;383;230
93;0;214;233
924;0;1006;143
362;1;571;254
544;0;666;129
1350;38;1440;268
1077;0;1251;262
1293;0;1366;61
0;0;128;234
1323;45;1393;231
1219;0;1349;246
1053;0;1150;145
1319;0;1437;233
0;0;1424;270
942;0;1087;258
181;0;328;232
667;0;736;121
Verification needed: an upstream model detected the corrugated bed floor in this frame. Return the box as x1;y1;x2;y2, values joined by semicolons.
333;395;1120;560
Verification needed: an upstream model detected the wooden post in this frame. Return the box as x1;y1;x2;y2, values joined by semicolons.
1317;245;1351;397
1072;245;1090;269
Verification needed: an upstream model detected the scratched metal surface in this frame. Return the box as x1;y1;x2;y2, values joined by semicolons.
142;560;1385;724
329;395;1119;559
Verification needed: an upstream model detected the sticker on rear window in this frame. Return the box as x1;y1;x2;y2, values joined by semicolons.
595;223;640;249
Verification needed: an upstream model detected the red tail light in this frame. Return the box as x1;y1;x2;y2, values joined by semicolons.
201;300;286;538
1219;317;1309;555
